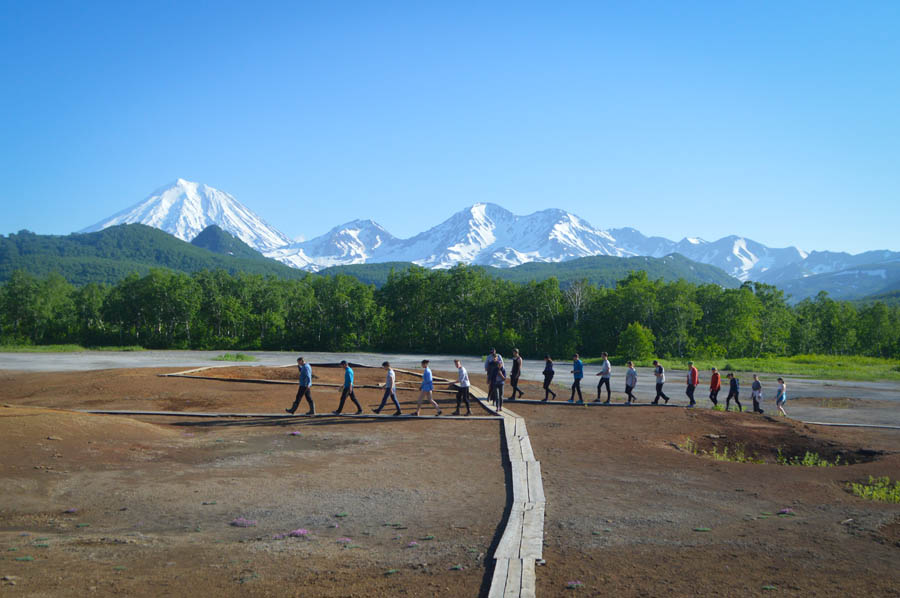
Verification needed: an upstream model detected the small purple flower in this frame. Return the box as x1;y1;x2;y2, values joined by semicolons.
289;431;301;436
330;523;339;528
406;541;418;548
272;533;287;540
63;508;78;514
337;537;352;544
230;517;257;528
566;580;584;589
777;508;794;515
288;528;309;537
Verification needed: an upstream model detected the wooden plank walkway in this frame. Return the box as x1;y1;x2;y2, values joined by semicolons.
470;386;545;598
78;409;499;421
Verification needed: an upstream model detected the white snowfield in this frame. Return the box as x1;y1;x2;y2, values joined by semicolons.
82;179;899;284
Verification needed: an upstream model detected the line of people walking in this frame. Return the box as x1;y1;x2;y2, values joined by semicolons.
285;353;789;418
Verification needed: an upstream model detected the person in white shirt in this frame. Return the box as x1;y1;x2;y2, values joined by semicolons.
452;359;471;416
594;352;612;404
373;361;403;416
651;360;671;405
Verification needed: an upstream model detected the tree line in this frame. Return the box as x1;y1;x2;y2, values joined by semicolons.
1;266;898;359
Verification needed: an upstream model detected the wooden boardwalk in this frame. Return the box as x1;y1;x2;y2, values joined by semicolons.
470;387;545;598
78;409;498;421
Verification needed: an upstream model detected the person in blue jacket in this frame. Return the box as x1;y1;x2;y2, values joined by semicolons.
568;353;584;403
415;359;442;416
286;356;315;415
333;360;363;415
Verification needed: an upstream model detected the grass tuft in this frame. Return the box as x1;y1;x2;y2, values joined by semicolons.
212;353;257;362
847;476;900;503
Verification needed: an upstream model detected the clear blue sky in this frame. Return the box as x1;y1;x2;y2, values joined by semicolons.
2;1;898;253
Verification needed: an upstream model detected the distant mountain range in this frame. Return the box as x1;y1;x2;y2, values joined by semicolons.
64;179;900;300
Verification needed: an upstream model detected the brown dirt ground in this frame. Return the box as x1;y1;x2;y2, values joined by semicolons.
1;368;899;597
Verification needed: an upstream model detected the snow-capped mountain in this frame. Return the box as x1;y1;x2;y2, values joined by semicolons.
82;179;291;251
607;228;808;281
84;180;899;299
265;203;635;271
265;220;398;271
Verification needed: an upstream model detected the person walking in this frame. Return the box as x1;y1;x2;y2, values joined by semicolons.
594;352;612;404
486;352;500;407
568;353;584;403
508;348;524;400
490;354;508;412
485;348;503;383
651;360;671;405
541;355;557;401
452;359;471;416
775;377;788;417
373;361;403;416
709;367;721;407
751;374;764;413
725;372;742;412
686;361;699;407
415;359;442;416
333;360;363;415
625;361;638;404
286;356;315;415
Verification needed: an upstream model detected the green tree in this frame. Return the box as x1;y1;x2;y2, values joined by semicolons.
617;321;656;361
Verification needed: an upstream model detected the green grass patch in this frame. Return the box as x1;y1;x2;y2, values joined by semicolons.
847;476;900;503
629;354;900;382
679;438;764;464
211;353;257;362
776;449;840;467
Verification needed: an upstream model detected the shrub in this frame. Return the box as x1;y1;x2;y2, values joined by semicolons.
848;476;900;503
617;322;655;361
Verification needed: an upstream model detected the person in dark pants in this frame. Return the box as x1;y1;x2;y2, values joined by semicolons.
651;360;671;405
624;361;638;404
541;355;557;401
686;361;698;407
452;359;471;416
490;355;507;412
373;361;402;416
568;353;584;403
709;367;721;407
725;372;742;412
751;374;764;413
333;360;363;415
594;351;612;403
508;348;524;400
486;353;499;408
286;356;315;415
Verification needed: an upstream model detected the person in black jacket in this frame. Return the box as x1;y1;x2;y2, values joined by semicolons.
508;348;524;400
541;355;557;402
725;372;742;412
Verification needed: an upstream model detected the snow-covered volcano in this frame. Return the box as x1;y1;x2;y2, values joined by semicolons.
82;179;291;251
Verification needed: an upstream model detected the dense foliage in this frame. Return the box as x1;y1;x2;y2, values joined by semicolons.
0;225;307;285
320;254;739;289
2;265;898;360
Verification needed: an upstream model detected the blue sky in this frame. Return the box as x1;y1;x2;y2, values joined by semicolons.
1;1;898;253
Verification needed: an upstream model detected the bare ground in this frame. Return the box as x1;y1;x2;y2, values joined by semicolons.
1;367;899;596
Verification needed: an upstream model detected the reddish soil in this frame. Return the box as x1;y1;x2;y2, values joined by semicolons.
1;368;899;597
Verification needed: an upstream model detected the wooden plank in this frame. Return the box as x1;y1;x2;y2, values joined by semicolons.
488;559;510;598
79;410;499;420
527;461;545;504
519;435;535;462
510;460;528;503
493;510;524;558
504;558;523;598
520;558;536;598
520;504;545;559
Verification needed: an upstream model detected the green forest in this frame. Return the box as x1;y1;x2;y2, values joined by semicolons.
1;265;898;361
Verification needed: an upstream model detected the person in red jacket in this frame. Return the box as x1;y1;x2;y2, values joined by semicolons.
686;361;698;407
709;367;721;407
